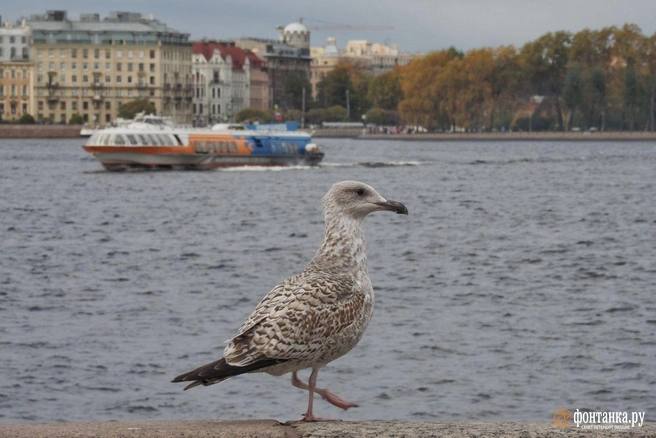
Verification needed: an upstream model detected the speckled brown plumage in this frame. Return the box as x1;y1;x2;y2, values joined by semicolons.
173;180;407;420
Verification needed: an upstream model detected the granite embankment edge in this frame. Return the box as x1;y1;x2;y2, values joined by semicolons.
0;420;654;437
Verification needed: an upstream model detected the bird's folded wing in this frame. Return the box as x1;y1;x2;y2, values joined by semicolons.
223;271;362;366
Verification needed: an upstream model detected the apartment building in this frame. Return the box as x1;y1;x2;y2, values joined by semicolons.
28;10;192;126
191;41;267;125
0;62;34;120
237;21;311;110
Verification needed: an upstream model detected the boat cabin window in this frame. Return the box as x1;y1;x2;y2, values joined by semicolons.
126;134;138;146
113;134;126;146
145;134;158;145
159;134;172;145
173;134;183;145
137;134;148;145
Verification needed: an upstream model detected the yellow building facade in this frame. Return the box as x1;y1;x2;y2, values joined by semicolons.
29;11;192;126
0;61;34;121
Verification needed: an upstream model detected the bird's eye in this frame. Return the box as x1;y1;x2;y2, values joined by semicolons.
356;188;365;196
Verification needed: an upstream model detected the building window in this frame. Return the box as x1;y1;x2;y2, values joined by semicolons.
116;63;122;72
60;101;66;110
71;48;77;58
149;50;155;59
83;102;88;110
150;76;155;85
127;63;133;72
150;63;155;72
72;75;77;83
105;50;111;59
83;49;88;59
105;101;111;110
94;49;100;59
72;101;77;111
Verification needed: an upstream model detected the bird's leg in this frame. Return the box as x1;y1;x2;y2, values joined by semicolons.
301;367;320;421
291;371;358;411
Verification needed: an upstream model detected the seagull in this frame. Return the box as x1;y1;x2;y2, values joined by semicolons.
172;180;408;421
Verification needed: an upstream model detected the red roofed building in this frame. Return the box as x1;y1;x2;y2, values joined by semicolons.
191;41;268;125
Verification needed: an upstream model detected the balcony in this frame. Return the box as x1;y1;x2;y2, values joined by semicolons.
46;89;60;103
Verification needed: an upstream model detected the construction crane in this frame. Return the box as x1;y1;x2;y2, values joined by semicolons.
299;17;394;32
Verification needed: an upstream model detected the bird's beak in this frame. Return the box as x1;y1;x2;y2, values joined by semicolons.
374;200;408;215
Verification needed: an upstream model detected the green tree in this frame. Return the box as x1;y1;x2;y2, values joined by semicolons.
235;108;273;123
18;113;35;124
365;107;399;125
280;70;311;111
315;61;371;120
69;113;84;125
367;69;402;110
562;64;585;129
306;105;347;124
588;67;607;130
316;63;353;109
118;99;156;119
623;62;641;130
520;31;572;129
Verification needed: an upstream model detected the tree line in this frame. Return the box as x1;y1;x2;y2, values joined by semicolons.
243;23;656;132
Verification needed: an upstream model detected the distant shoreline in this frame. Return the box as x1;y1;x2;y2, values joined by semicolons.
314;128;656;142
2;124;656;142
0;124;82;139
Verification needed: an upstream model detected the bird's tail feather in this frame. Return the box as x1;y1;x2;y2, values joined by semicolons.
172;357;285;390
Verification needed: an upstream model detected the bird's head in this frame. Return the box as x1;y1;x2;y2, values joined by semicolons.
322;180;408;220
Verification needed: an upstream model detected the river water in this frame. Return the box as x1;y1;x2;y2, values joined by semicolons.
1;138;654;422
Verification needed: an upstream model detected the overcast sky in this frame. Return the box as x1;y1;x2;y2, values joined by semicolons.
3;0;656;52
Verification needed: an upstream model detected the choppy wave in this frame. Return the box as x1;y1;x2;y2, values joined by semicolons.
217;165;313;172
1;137;654;423
321;160;425;168
465;153;654;166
